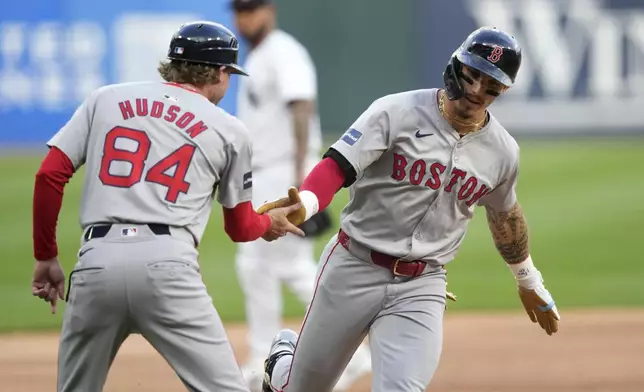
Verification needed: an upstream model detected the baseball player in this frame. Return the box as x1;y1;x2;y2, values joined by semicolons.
30;21;306;392
230;1;372;390
257;27;561;392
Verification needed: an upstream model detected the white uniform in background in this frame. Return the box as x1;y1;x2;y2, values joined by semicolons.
235;29;372;391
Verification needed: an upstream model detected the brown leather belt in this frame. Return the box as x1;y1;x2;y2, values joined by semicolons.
338;229;427;278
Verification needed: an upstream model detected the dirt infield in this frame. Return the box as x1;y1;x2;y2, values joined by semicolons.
1;309;643;392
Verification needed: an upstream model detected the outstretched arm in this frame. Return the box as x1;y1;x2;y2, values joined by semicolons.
223;201;304;243
217;123;304;243
298;153;349;214
257;156;347;226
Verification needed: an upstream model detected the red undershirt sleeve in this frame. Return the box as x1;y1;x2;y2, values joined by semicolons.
300;157;346;211
223;157;345;241
33;147;75;261
222;202;272;242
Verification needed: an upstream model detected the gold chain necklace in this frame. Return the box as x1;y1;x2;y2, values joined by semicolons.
438;90;487;134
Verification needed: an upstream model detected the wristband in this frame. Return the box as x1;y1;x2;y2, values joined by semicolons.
507;255;543;290
299;190;319;222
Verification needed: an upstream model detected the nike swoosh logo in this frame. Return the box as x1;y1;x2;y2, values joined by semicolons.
415;130;434;138
78;247;94;258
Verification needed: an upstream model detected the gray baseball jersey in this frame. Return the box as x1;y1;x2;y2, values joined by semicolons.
330;88;519;264
47;81;253;244
52;81;254;391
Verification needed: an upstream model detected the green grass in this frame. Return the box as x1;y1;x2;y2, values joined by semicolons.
2;138;643;331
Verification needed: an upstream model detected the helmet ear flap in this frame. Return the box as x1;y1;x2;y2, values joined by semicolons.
443;56;465;101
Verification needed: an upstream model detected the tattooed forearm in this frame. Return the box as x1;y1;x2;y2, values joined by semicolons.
289;100;313;181
485;202;529;264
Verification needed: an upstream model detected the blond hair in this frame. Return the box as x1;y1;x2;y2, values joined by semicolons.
157;60;221;87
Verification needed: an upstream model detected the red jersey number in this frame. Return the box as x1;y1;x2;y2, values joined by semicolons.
99;126;196;203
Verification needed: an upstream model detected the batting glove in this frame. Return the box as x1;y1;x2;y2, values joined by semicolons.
509;257;560;336
257;187;315;227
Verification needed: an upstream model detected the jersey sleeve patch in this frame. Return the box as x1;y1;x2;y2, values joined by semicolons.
341;128;363;146
243;171;253;190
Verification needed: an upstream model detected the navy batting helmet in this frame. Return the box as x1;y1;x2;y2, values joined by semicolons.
443;26;521;100
167;21;248;76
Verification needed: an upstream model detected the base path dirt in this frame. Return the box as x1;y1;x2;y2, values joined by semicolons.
1;309;642;392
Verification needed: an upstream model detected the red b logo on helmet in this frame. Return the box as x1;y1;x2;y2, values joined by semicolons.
487;46;503;63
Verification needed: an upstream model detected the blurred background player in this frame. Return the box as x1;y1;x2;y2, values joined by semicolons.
230;0;372;390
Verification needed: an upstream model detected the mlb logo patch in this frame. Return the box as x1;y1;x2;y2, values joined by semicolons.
341;128;362;146
174;47;184;54
243;171;253;190
121;227;138;237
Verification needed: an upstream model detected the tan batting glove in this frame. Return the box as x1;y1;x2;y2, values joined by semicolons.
446;290;457;302
256;187;308;226
444;268;457;305
445;279;457;302
517;284;560;336
509;256;560;336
